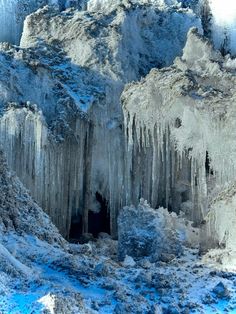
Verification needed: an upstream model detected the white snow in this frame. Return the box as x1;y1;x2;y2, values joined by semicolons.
38;294;55;313
209;0;236;25
87;0;179;12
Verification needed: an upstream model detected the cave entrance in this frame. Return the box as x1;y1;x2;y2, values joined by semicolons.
69;214;83;241
88;192;110;238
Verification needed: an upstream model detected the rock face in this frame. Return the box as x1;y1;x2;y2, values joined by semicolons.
118;199;198;261
0;2;201;237
0;40;105;237
212;282;230;300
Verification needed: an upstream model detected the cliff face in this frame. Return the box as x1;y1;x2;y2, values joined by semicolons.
0;2;201;237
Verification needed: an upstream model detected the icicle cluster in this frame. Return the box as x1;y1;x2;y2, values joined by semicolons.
0;3;202;237
0;108;90;236
122;28;236;230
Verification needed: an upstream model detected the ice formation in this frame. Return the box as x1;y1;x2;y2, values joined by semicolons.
0;3;201;237
0;0;235;254
0;0;68;44
0;1;236;312
122;28;236;249
118;199;199;261
0;156;233;313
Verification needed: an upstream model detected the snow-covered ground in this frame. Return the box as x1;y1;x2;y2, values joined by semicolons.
2;232;236;313
0;149;235;314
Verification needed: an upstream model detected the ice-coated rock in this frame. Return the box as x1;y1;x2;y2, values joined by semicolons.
0;150;64;246
0;0;67;44
117;199;193;261
201;183;236;252
0;41;102;237
212;281;230;300
39;292;90;314
122;255;136;267
21;4;201;76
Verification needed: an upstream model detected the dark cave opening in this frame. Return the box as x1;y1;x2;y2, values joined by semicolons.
69;193;110;242
88;192;110;238
69;214;83;241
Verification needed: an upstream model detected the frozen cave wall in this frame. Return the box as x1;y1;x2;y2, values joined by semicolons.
0;2;201;238
122;28;236;249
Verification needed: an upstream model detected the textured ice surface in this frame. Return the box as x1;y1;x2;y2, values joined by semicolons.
0;1;236;312
122;28;236;249
0;157;234;313
118;199;199;261
0;0;73;44
0;3;201;236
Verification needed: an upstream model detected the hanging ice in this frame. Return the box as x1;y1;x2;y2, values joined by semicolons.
122;28;236;250
0;2;201;238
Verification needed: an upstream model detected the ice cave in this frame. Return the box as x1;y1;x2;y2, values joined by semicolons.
0;0;236;313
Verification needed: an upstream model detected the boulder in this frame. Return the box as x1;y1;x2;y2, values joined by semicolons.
118;199;184;261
